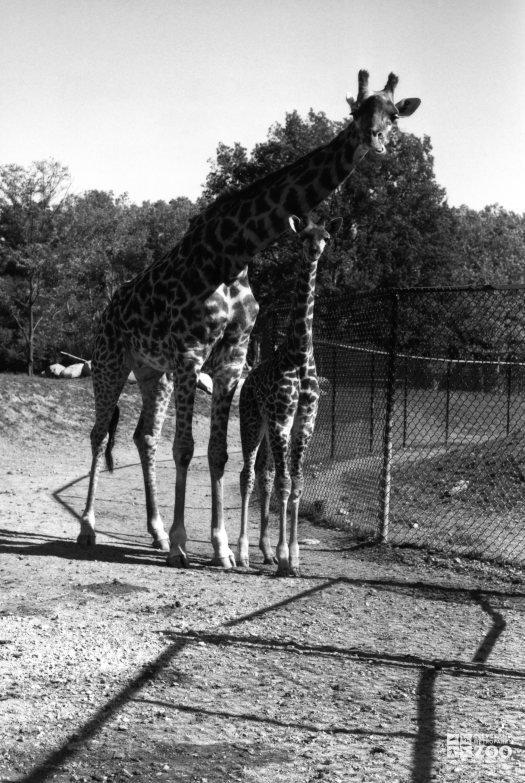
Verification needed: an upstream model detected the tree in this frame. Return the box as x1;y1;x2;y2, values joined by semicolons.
0;160;71;373
445;204;525;286
0;159;71;247
202;110;343;205
202;111;448;310
203;111;347;311
134;197;198;263
336;130;449;290
52;192;198;359
0;245;62;375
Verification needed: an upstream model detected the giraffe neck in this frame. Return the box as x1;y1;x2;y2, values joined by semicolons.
182;121;361;286
237;124;362;250
282;247;320;368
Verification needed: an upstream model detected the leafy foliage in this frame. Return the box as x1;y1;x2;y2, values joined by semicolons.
202;114;454;306
0;164;197;371
1;106;525;372
0;161;71;373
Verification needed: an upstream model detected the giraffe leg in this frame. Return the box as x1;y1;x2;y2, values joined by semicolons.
207;371;239;569
167;369;197;568
288;443;307;578
79;352;130;547
133;368;173;551
238;379;265;568
288;391;319;576
255;435;278;565
205;321;257;569
268;425;293;577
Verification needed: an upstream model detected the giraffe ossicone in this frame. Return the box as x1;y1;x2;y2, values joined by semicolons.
79;71;420;569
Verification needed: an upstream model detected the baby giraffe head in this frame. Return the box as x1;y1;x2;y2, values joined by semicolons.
346;70;421;157
289;214;343;257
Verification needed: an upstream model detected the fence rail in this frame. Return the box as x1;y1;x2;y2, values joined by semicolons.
258;286;525;567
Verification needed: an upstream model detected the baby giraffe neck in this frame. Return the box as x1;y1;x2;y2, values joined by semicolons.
283;246;320;366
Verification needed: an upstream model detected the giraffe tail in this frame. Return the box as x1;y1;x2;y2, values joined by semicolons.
105;405;120;472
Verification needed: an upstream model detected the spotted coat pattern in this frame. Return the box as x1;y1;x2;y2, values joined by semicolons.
79;71;420;569
238;216;341;575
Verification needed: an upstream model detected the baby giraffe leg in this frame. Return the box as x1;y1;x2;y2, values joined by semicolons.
270;430;292;577
238;379;265;567
288;482;303;577
255;436;277;565
288;392;319;576
238;464;254;568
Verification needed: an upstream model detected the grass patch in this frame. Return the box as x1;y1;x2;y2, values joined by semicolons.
301;385;525;566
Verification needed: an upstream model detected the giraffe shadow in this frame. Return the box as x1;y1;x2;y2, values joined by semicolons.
0;528;162;566
48;456;240;546
0;527;274;574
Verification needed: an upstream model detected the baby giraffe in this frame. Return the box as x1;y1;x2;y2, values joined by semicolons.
238;214;341;576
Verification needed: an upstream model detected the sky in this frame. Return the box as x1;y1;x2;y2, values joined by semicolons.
1;0;524;214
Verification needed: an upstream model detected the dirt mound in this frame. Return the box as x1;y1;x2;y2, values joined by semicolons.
0;373;214;448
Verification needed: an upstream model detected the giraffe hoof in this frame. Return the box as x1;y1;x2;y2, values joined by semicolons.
263;556;278;565
211;553;236;569
276;565;290;578
166;550;189;568
77;533;96;548
152;537;170;552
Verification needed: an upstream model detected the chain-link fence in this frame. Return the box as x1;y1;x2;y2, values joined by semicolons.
257;286;525;567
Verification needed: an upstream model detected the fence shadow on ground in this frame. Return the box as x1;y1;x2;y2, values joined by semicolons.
13;576;525;783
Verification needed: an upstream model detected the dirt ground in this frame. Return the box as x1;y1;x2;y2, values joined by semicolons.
1;376;525;783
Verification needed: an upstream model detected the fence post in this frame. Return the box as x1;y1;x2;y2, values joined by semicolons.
379;293;399;542
506;362;512;436
402;354;408;448
369;352;375;453
445;360;451;444
330;343;337;459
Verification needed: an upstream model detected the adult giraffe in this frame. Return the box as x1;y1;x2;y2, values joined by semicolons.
79;70;421;568
238;215;342;576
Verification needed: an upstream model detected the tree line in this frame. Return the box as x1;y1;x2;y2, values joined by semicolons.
1;110;525;374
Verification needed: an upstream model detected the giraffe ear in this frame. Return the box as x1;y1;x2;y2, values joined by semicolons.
395;97;421;117
288;215;302;233
328;217;343;236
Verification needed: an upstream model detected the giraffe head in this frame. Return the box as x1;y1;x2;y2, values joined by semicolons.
289;215;343;257
346;70;421;157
